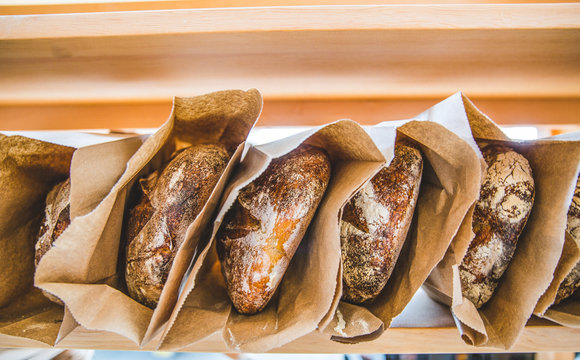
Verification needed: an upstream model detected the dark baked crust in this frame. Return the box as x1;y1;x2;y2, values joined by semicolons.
340;144;423;304
459;144;535;308
35;178;71;305
125;144;229;309
216;144;331;315
555;175;580;304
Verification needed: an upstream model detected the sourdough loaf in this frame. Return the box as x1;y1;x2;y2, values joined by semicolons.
216;144;331;315
125;144;229;309
555;175;580;304
459;144;535;308
35;178;71;305
340;144;423;304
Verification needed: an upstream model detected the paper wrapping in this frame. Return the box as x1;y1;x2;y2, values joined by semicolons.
543;292;580;328
159;119;386;352
322;92;484;343
537;233;580;328
424;97;580;349
35;90;262;346
534;131;580;328
0;134;142;345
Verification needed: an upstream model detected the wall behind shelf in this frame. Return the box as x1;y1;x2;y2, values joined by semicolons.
1;97;580;130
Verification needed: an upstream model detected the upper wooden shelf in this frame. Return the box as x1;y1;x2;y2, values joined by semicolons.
1;4;580;102
3;0;580;15
1;4;579;128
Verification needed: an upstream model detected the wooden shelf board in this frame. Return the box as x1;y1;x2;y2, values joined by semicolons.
1;5;579;102
3;0;580;16
1;289;579;353
3;5;580;39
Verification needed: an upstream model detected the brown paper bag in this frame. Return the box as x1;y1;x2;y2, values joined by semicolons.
535;233;580;327
35;90;262;346
160;119;386;352
0;133;143;345
425;96;580;349
543;292;580;328
534;131;580;328
323;93;484;343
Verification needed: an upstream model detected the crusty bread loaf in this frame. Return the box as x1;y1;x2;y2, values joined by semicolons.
460;144;535;308
340;144;423;304
216;144;331;315
125;144;229;309
35;178;71;305
555;175;580;304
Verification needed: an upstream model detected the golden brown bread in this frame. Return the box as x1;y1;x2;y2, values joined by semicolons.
555;175;580;304
125;144;229;309
340;144;423;304
216;144;331;315
459;144;535;308
35;178;71;305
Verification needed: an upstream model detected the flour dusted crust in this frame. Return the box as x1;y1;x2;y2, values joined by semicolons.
340;144;423;304
555;175;580;304
216;144;331;315
35;178;71;305
125;144;229;309
460;144;535;308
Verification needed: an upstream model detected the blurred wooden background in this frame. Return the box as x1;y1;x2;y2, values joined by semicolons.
1;3;579;130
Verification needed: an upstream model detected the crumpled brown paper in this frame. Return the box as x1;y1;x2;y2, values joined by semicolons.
536;232;580;328
534;131;580;328
159;119;386;352
424;97;580;349
322;92;484;343
0;134;71;346
35;90;262;346
0;133;142;345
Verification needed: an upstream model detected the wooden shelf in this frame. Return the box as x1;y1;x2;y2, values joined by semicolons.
1;5;579;103
1;290;579;353
2;4;579;128
3;0;580;16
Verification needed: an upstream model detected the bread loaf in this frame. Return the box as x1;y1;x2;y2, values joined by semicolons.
216;144;331;314
459;144;535;308
555;175;580;304
340;144;423;304
35;178;71;305
125;144;229;308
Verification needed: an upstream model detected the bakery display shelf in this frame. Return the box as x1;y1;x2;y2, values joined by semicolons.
0;290;578;353
1;3;579;354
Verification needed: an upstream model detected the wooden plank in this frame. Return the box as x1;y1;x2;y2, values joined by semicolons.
1;317;578;353
1;31;579;101
3;0;580;16
2;5;580;40
1;6;579;101
45;324;580;353
1;289;579;353
1;98;579;130
1;30;579;101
